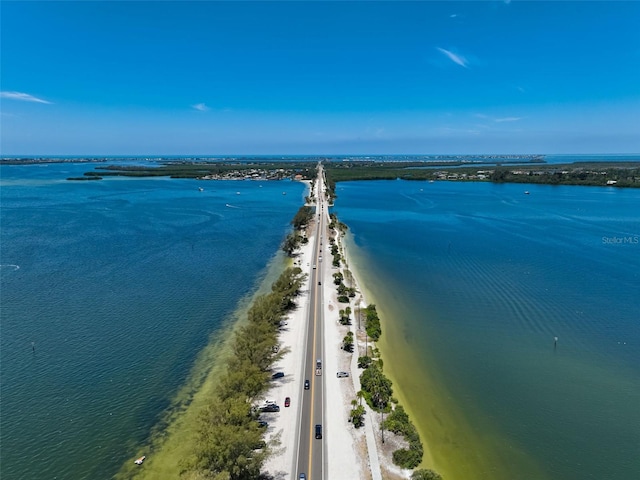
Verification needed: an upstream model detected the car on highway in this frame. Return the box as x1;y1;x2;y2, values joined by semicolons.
284;397;291;407
336;371;349;378
304;379;310;390
315;424;322;439
299;474;306;480
259;404;280;413
271;372;285;379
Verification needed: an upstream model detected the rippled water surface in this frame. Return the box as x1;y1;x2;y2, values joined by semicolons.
0;163;305;479
336;180;640;480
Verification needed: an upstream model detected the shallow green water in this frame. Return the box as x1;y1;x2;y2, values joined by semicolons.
336;180;640;480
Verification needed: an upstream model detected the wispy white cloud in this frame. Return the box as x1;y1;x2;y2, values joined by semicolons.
436;47;469;68
192;103;210;112
1;91;52;104
475;113;523;123
495;116;522;123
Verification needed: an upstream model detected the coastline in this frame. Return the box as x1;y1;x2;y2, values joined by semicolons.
114;172;531;480
117;251;291;479
261;179;366;479
338;226;549;480
261;173;412;480
337;231;431;479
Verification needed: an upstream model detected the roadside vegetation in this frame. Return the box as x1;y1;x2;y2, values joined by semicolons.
328;212;347;232
342;331;354;352
282;206;314;256
327;215;356;303
383;405;424;469
338;306;352;325
351;323;426;471
412;469;444;480
327;207;443;478
181;266;306;479
363;305;381;341
349;398;366;428
356;333;425;470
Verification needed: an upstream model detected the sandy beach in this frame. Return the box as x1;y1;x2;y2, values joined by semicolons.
262;176;414;480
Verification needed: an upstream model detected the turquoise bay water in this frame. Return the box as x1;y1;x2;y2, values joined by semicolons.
335;180;640;480
0;163;305;479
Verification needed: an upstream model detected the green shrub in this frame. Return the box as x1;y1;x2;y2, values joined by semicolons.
291;206;314;229
364;304;381;341
350;405;366;428
393;447;423;469
383;405;424;470
358;356;372;369
411;469;443;480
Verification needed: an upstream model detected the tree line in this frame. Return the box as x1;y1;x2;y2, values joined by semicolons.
282;206;315;256
323;160;640;188
181;267;306;480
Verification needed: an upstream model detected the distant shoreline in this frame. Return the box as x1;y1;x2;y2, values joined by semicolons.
4;156;636;189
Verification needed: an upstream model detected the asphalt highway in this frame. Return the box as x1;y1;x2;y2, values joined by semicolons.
294;166;327;480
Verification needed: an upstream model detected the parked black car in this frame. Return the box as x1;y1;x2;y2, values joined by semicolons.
271;372;285;379
260;404;280;413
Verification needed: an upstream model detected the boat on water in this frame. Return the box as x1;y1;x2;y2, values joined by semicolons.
134;456;146;465
198;187;204;192
524;191;530;195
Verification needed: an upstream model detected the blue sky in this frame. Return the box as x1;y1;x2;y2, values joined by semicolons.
1;1;639;155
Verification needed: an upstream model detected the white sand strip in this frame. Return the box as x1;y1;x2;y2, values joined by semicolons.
262;174;391;480
261;229;314;479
